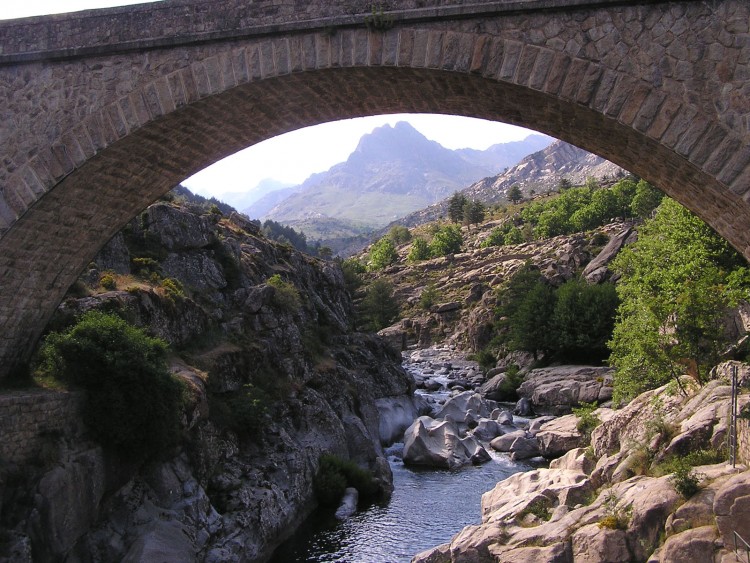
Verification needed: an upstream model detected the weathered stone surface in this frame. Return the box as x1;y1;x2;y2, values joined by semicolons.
518;366;614;414
659;525;718;563
581;226;635;283
509;436;541;460
571;523;631;562
490;430;526;452
29;448;107;559
549;448;595;475
403;416;489;469
713;471;750;549
536;414;585;458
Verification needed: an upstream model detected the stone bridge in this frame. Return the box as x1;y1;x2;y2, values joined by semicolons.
0;0;748;377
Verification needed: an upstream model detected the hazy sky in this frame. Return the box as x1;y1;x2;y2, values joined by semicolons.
3;1;539;198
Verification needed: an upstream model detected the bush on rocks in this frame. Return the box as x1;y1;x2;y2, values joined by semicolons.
37;310;185;459
314;454;378;506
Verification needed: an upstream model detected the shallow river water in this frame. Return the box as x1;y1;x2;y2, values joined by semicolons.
270;444;533;562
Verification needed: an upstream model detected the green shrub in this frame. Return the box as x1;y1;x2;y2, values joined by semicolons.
517;497;552;523
368;237;398;270
267;274;301;312
429;225;463;256
388;225;412;245
418;284;440;311
408;237;431;262
475;349;496;371
340;258;366;291
669;458;703;498
36;311;184;459
314;454;378;506
572;401;601;441
210;384;268;439
160;277;185;300
598;491;632;530
481;227;506;248
99;272;117;290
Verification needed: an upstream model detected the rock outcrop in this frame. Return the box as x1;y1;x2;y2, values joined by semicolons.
517;366;614;415
414;371;750;563
1;197;415;563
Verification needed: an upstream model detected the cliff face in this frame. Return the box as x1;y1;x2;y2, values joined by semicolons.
0;196;414;562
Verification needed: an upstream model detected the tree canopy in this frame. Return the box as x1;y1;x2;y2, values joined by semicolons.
609;198;747;403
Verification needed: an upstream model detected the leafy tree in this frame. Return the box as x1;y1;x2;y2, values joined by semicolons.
360;279;400;330
609;198;746;403
552;278;619;362
508;280;556;358
408;237;431;262
448;193;468;223
558;178;572;191
368;237;398;270
630;180;664;218
429;225;463;256
508;185;523;204
37;311;184;458
340;258;366;291
463;199;486;226
388;225;412;245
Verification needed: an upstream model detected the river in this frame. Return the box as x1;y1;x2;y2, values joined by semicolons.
271;349;537;562
270;438;534;562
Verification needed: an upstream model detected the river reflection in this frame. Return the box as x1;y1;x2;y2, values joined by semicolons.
270;444;534;563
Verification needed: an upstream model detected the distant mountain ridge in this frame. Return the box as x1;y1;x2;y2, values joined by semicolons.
253;122;551;239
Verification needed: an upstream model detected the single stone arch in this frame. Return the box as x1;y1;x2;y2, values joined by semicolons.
1;0;749;376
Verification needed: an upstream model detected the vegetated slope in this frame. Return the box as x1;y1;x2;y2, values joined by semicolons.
392;139;626;229
263;122;551;240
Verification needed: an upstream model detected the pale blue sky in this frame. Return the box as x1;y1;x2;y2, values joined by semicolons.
3;1;539;198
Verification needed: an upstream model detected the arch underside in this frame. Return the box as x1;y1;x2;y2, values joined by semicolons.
0;64;747;374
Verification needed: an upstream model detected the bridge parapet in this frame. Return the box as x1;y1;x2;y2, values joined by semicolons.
0;0;678;64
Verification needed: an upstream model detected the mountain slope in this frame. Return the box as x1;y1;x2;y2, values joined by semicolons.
392;140;626;228
264;122;551;239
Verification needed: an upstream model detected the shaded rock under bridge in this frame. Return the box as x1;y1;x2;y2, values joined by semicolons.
0;0;749;376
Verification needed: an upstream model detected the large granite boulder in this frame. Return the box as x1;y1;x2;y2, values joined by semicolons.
581;226;634;284
518;366;614;415
434;391;495;423
402;417;490;469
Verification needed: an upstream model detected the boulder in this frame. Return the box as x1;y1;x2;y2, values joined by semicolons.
479;373;512;401
549;448;596;475
402;417;489;469
334;488;359;520
518;366;614;415
536;415;585;458
581;226;634;284
472;419;503;442
510;437;541;460
377;324;407;353
375;396;419;445
571;523;631;562
493;409;515;426
121;520;196;563
528;415;557;436
514;397;534;416
490;430;527;452
29;448;106;559
659;526;718;563
713;470;750;549
435;391;494;422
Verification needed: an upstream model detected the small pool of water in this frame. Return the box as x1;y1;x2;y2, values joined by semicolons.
270;445;535;563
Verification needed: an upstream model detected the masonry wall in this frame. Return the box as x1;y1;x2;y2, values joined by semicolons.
0;390;84;466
